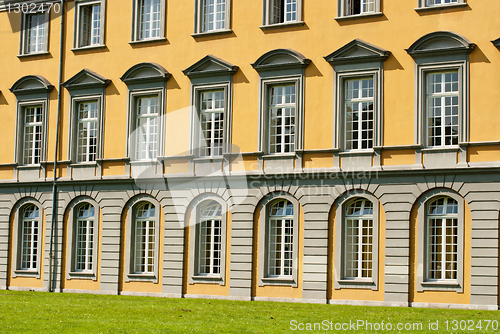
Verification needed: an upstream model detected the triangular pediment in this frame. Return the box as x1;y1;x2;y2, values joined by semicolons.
252;49;311;72
406;31;475;58
183;55;238;78
492;37;500;49
324;39;390;65
10;75;54;95
63;69;111;90
121;63;171;84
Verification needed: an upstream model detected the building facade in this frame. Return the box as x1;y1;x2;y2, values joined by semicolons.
0;0;500;309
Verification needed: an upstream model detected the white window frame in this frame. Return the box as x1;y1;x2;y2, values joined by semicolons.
22;105;44;166
194;0;231;35
131;0;166;42
337;0;381;19
20;204;40;271
267;199;294;278
133;202;156;274
124;196;161;283
75;203;95;272
66;197;100;280
418;0;465;8
334;192;379;290
416;190;464;292
268;84;296;155
258;194;299;287
262;0;303;27
20;10;50;56
343;77;375;151
11;199;44;278
128;90;164;161
188;196;228;285
74;0;106;49
75;100;99;163
198;90;226;158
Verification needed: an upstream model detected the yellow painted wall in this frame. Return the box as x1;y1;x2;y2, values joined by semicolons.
409;198;471;304
61;204;102;291
119;202;164;294
328;201;385;301
381;149;415;166
1;1;500;176
9;208;45;289
467;146;500;163
252;200;304;299
183;207;231;296
303;153;334;169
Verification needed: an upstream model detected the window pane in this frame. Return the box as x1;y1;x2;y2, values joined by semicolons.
134;202;156;274
199;91;225;157
21;205;39;270
135;96;159;160
77;101;98;163
269;85;296;154
26;13;45;53
139;0;161;40
345;78;374;150
268;200;294;277
23;106;43;165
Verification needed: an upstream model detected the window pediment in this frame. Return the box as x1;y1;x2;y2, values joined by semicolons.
252;49;311;72
120;62;171;85
492;37;500;49
324;39;390;65
183;55;238;79
63;69;111;90
10;75;54;96
406;31;475;58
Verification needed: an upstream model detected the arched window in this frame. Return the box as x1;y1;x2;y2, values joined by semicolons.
75;203;95;272
198;200;223;276
267;199;294;278
20;204;39;270
133;202;156;274
343;198;374;280
426;197;458;281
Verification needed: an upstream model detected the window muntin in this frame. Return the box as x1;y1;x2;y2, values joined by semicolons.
23;106;43;165
269;84;296;154
344;78;374;151
345;0;375;16
21;205;39;270
270;0;297;24
75;203;95;272
198;200;223;276
426;71;459;147
79;3;102;47
343;198;373;279
201;0;226;32
426;0;458;6
76;101;98;163
133;202;156;274
135;96;158;160
139;0;161;40
199;91;225;157
267;199;294;278
25;13;46;54
426;197;458;281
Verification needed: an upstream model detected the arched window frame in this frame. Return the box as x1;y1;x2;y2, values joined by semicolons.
334;192;380;290
11;198;44;278
66;197;100;280
124;195;161;283
188;195;228;285
258;193;299;287
416;189;464;292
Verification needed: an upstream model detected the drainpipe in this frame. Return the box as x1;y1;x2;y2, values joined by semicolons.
48;0;65;293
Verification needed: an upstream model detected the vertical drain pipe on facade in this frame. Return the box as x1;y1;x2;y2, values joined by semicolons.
48;0;65;293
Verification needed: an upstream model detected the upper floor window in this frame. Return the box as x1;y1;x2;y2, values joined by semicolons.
20;12;49;55
132;0;165;42
420;0;463;7
76;101;98;163
344;78;374;151
20;204;40;271
269;84;296;154
199;91;225;157
134;95;159;161
426;71;459;147
337;0;380;18
22;105;44;165
262;0;302;27
74;0;106;49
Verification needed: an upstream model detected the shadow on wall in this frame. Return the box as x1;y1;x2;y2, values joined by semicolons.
0;92;8;106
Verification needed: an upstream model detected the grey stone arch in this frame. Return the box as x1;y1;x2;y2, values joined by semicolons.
184;192;230;287
330;189;382;292
62;195;101;282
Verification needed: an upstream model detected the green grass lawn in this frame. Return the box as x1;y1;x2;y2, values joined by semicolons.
0;290;499;333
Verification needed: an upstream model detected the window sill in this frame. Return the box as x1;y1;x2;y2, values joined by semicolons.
420;280;462;292
191;29;233;38
17;164;41;170
129;38;167;45
129;159;160;165
71;44;107;52
259;21;305;30
339;149;374;156
335;12;383;21
17;51;50;59
193;156;224;162
260;276;296;287
421;146;459;153
337;279;376;290
126;273;157;283
262;153;296;159
14;270;39;278
68;271;96;280
70;162;98;167
415;3;467;12
191;275;223;285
